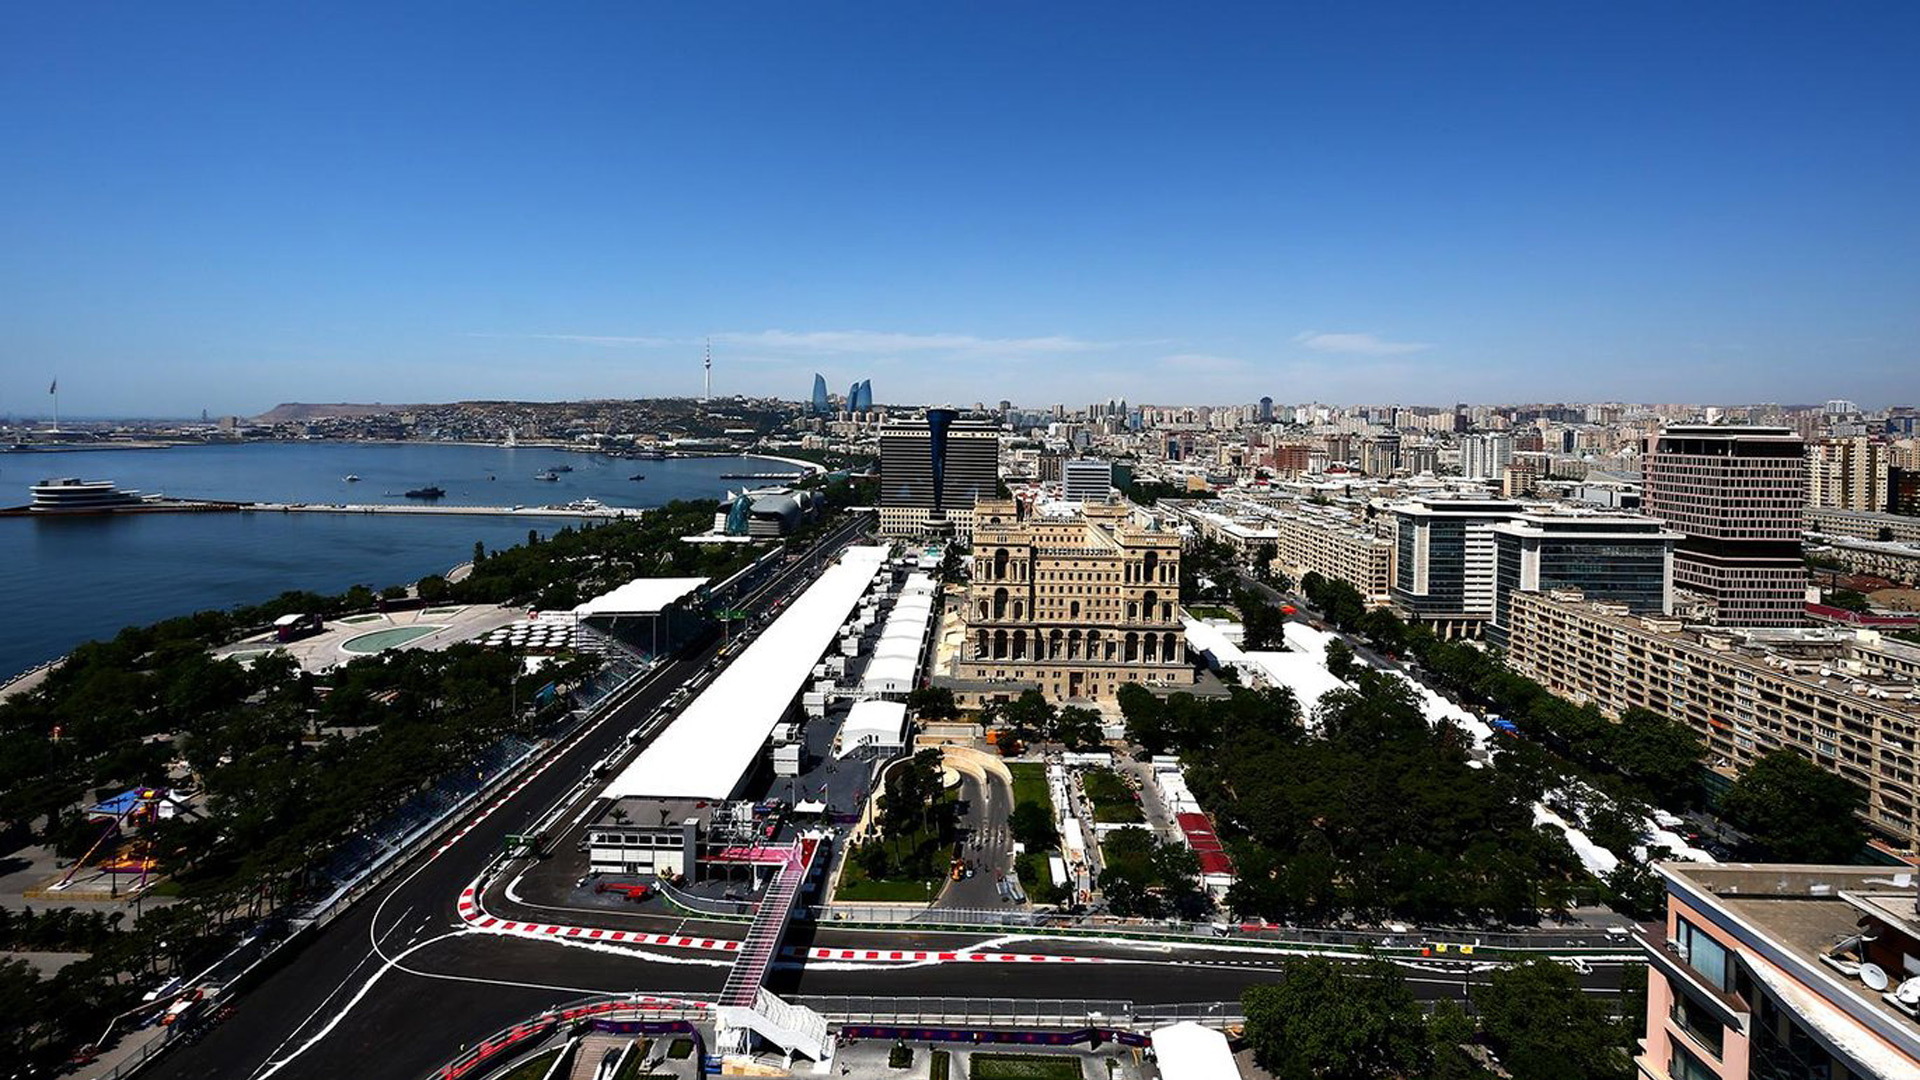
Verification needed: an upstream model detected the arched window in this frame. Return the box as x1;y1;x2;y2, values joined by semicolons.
1068;629;1083;659
1163;632;1179;663
1013;630;1027;660
993;548;1009;580
1127;600;1138;619
1069;600;1081;619
994;629;1008;660
993;587;1008;620
1143;633;1158;662
1143;551;1159;583
977;600;989;620
1048;629;1064;660
1143;590;1159;622
976;629;990;659
1124;632;1139;661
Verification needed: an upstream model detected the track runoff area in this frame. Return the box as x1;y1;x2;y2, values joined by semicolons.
141;518;1635;1080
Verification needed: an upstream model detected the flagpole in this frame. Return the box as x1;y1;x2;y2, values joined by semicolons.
49;380;59;433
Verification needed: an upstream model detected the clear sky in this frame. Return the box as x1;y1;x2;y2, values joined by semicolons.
3;2;1916;416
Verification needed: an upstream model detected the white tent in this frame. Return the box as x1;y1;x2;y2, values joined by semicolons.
1151;1022;1237;1080
603;547;888;800
573;577;708;617
840;699;909;755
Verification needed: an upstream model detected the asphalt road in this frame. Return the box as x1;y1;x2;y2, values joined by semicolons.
141;531;1636;1080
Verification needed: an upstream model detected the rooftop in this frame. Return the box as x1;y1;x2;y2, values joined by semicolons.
1660;862;1920;1071
602;546;888;800
573;577;710;618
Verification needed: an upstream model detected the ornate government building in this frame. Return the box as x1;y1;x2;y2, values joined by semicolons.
952;497;1193;705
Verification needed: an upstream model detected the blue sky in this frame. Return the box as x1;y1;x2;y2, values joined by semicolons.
3;3;1916;415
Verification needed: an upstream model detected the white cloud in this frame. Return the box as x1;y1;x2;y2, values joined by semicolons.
1291;331;1431;356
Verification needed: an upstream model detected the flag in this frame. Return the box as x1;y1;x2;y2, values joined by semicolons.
48;380;56;395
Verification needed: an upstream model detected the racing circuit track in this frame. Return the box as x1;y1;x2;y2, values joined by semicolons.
141;518;1640;1080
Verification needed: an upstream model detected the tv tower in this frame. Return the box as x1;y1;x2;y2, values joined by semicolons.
703;337;712;401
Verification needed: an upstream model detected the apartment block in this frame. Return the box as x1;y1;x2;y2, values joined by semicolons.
1505;588;1920;849
1806;507;1920;547
1637;862;1920;1080
1807;436;1891;512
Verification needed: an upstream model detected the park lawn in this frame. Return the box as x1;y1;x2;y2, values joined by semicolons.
1008;762;1052;811
498;1049;563;1080
835;861;943;902
1184;605;1238;622
969;1054;1085;1080
1080;768;1144;824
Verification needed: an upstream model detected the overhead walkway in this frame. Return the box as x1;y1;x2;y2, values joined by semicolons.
714;836;832;1062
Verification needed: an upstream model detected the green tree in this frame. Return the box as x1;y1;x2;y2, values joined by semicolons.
906;686;960;722
1009;802;1059;851
1610;707;1702;806
1323;639;1358;682
1241;957;1429;1080
999;690;1057;745
416;574;452;603
1722;749;1866;862
1478;959;1631;1080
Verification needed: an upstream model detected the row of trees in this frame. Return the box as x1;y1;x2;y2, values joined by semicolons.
1291;576;1869;865
1242;956;1632;1080
1117;677;1586;925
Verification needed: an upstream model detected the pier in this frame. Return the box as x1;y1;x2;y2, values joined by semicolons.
0;499;636;520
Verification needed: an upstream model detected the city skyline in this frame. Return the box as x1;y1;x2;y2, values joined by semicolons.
4;4;1917;415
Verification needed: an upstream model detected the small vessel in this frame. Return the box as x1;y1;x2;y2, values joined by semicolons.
628;473;646;481
549;464;573;473
342;474;361;483
402;486;445;500
534;470;560;482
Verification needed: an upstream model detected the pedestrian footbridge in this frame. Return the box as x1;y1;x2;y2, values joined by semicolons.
714;835;832;1063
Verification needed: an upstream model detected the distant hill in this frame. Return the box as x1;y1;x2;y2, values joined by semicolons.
252;403;420;422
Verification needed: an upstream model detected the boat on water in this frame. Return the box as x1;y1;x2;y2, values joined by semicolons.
27;477;147;513
549;464;573;473
533;470;560;482
402;486;445;500
628;473;646;481
342;474;361;482
629;448;666;460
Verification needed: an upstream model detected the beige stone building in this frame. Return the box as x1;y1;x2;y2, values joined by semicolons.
953;498;1193;704
1505;587;1920;851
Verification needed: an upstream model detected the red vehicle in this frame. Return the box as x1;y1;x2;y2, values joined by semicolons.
594;882;654;902
1280;604;1297;615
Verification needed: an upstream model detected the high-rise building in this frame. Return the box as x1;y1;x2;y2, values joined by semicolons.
1460;432;1514;480
1389;497;1525;638
1258;396;1273;423
1806;436;1889;511
1643;425;1807;627
1359;434;1401;477
810;373;829;414
1062;458;1113;503
877;412;1000;538
951;499;1191;705
1484;510;1678;644
1636;862;1920;1080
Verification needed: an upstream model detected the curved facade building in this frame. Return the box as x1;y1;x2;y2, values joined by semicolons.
810;373;829;414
